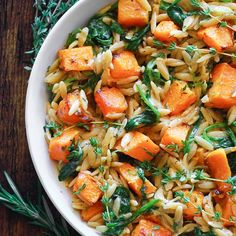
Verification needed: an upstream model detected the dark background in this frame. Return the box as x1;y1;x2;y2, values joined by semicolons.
0;1;59;235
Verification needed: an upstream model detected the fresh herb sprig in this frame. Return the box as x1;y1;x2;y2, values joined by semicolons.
153;39;236;59
0;172;75;236
175;190;236;225
58;141;83;181
190;0;236;32
25;0;79;69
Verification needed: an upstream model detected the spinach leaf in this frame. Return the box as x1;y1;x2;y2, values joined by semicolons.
125;83;160;131
58;142;83;181
125;25;150;51
63;77;78;92
103;199;159;236
160;0;172;11
111;21;124;35
136;84;160;118
79;74;101;90
86;17;113;48
111;186;130;214
167;5;187;27
183;113;203;154
194;227;216;236
202;123;236;149
143;58;165;89
227;153;236;174
65;27;81;48
125;108;157;131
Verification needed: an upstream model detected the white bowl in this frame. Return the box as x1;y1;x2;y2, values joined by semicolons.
25;0;115;235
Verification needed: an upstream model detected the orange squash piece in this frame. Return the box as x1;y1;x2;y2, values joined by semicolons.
57;90;93;125
163;81;197;116
118;0;149;27
205;149;232;193
94;87;128;119
217;196;236;227
73;172;103;206
49;128;79;162
153;21;179;43
131;220;172;236
197;25;234;52
160;125;190;154
110;51;140;79
58;46;93;72
205;63;236;109
140;214;162;225
118;163;156;197
117;131;160;162
182;190;204;220
81;201;103;222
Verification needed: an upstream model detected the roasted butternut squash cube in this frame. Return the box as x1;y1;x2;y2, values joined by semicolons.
205;63;236;109
160;125;190;154
154;20;179;43
182;190;204;220
217;196;236;227
118;163;156;197
57;90;93;125
163;81;197;116
49;128;79;162
117;131;160;162
197;25;234;52
81;201;103;222
110;51;140;79
58;46;93;71
118;0;149;27
95;87;128;119
131;219;172;236
206;148;232;193
73;172;103;206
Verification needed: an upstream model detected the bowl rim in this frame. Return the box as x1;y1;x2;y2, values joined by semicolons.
25;0;114;235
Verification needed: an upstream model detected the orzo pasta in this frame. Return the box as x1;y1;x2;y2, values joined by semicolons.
44;0;236;235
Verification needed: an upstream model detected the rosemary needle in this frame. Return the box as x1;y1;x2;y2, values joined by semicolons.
25;0;78;70
0;171;75;236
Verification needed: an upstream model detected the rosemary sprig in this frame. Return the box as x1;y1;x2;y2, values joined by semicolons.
25;0;78;70
0;171;76;236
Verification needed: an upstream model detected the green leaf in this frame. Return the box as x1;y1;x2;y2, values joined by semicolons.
86;17;113;48
73;183;86;195
160;0;172;11
103;199;159;236
190;0;201;8
183;113;203;154
167;5;187;27
79;74;100;90
111;186;130;214
125;25;150;51
202;123;236;149
185;45;197;54
111;21;124;35
136;84;160;118
43;121;62;137
58;143;83;181
125;108;157;131
65;28;81;48
168;42;177;51
142;58;165;89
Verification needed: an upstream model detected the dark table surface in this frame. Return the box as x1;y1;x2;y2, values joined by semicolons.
0;1;61;235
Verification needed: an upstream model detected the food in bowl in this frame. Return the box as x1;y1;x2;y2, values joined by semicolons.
43;0;236;235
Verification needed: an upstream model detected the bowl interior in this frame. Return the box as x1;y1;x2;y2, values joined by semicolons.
25;0;115;235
